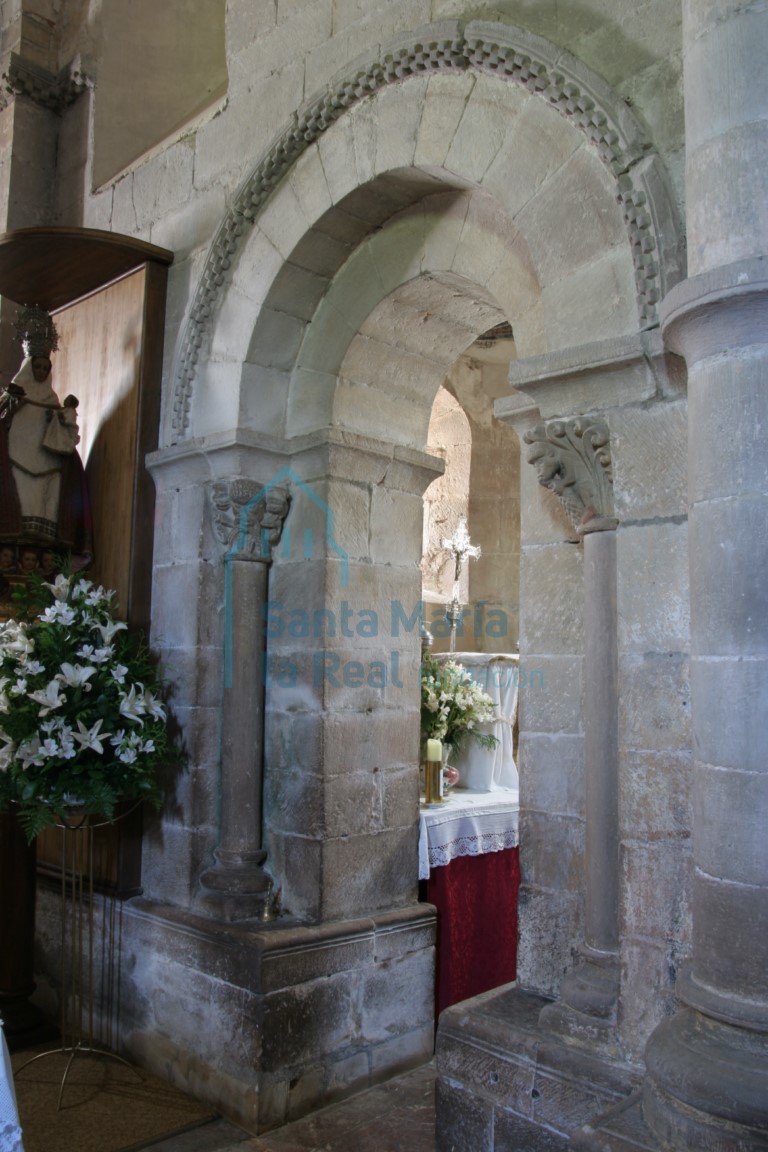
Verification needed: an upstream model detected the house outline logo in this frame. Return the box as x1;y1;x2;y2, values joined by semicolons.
223;465;349;688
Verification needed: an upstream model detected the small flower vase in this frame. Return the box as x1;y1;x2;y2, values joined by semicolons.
442;745;460;792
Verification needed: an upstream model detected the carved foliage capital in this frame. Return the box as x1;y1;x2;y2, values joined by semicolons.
524;417;615;533
210;479;290;561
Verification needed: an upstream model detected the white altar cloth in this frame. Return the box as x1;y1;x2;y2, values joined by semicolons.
418;787;519;879
0;1023;23;1152
435;652;518;791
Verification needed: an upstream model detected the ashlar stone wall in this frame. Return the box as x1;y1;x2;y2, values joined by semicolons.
10;1;694;1130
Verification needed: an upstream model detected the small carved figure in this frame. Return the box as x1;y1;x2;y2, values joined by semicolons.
0;307;92;567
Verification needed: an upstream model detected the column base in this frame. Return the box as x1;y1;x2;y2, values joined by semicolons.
539;952;622;1061
199;849;273;921
642;1007;768;1150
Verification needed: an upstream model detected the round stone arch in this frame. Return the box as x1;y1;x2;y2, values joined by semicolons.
165;21;685;921
169;19;684;443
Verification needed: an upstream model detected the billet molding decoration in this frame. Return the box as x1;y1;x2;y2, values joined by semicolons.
170;21;684;437
524;417;615;534
1;52;91;113
209;479;290;560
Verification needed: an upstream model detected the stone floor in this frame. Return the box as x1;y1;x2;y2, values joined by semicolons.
135;1062;571;1152
135;1064;436;1152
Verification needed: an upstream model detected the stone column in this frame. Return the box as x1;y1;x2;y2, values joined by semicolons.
524;418;621;1054
642;1;768;1146
199;479;289;920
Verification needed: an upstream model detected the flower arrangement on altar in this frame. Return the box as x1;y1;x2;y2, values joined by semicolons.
0;574;171;840
420;652;498;754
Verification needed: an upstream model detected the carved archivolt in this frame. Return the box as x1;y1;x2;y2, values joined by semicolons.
171;22;682;438
210;479;290;561
524;418;614;533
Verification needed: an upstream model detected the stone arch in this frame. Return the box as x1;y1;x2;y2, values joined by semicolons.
169;19;684;441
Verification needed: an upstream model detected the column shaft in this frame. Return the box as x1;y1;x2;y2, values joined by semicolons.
218;556;268;865
200;479;289;920
583;528;619;958
642;3;768;1144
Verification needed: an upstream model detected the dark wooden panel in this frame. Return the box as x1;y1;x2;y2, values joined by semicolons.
0;227;172;311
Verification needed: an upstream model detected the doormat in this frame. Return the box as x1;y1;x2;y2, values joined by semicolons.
11;1045;217;1152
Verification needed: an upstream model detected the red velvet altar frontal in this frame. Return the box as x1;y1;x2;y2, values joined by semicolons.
426;846;520;1016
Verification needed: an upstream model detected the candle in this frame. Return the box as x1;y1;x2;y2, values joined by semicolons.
426;738;442;762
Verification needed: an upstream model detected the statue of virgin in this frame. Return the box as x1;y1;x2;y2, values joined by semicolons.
0;306;92;569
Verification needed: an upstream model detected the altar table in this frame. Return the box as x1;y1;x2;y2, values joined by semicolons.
419;788;520;1015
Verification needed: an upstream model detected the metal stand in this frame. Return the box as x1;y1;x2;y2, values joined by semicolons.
14;809;142;1109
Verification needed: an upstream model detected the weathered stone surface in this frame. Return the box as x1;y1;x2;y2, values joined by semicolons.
617;521;689;654
611;401;688;522
361;946;433;1043
518;655;583;733
618;938;688;1065
444;72;520;184
687;353;768;504
516;145;626;288
415;69;477;169
521;811;585;894
321;826;419;919
693;873;768;1001
541;249;639;350
519;733;585;818
618;749;692;839
520;543;585;656
482;88;580;221
516;885;582;998
690;495;768;657
619;839;692;945
436;1080;494;1152
695;763;768;887
618;654;690;752
261;974;357;1068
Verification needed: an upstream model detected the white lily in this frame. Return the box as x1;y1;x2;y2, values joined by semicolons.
0;737;15;773
40;602;76;627
142;688;166;721
17;737;45;770
93;619;128;644
58;662;97;688
73;718;105;754
119;684;146;724
44;574;71;600
28;679;66;715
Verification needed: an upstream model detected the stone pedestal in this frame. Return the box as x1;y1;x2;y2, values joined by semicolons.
32;890;437;1133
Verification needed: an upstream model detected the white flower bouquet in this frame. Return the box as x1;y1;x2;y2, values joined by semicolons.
0;574;170;840
420;652;498;753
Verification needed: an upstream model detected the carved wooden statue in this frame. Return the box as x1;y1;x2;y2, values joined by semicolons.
0;306;92;585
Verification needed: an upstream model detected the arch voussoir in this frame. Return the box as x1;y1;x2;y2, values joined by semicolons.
171;20;683;440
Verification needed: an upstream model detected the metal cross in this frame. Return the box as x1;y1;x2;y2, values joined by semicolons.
441;516;481;596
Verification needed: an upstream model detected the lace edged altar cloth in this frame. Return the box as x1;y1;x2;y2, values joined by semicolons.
418;787;519;880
